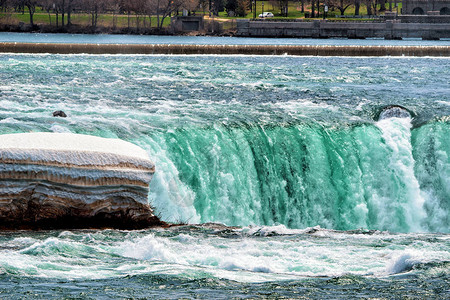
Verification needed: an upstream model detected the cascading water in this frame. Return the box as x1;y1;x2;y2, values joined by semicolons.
375;107;426;232
152;117;447;233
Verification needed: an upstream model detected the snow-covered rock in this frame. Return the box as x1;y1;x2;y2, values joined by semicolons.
0;132;161;229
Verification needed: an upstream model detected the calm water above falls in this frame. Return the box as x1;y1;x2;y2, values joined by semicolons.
0;54;448;298
1;31;450;46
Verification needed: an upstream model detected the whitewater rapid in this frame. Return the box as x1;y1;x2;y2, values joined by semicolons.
0;225;447;283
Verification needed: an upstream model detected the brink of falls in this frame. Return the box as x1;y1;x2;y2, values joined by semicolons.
0;132;161;229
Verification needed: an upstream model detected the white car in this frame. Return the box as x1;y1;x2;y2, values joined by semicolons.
259;12;274;18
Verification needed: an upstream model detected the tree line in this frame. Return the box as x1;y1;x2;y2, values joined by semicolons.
267;0;398;18
0;0;201;30
0;0;400;30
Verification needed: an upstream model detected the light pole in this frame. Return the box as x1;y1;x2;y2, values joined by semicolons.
253;0;256;19
324;3;328;19
262;2;264;15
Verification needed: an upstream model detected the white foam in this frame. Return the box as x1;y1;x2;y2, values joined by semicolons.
50;124;72;133
375;117;427;232
116;234;181;264
144;135;200;223
386;253;417;274
240;224;316;236
1;230;448;283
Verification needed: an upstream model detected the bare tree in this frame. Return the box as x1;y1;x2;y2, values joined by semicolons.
197;0;208;14
109;0;121;29
0;0;9;12
52;0;66;27
378;0;385;12
130;0;144;30
154;0;183;29
22;0;38;26
236;0;247;16
143;0;156;28
268;0;278;14
354;0;360;15
278;0;288;16
66;0;75;26
82;0;106;29
54;2;59;26
365;0;372;15
371;0;376;15
183;0;199;13
41;0;54;24
121;0;133;29
317;0;319;17
8;0;25;14
330;0;351;15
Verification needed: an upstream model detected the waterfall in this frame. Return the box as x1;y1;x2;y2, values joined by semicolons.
149;118;448;232
375;115;426;232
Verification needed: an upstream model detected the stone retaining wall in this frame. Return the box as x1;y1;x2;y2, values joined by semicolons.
236;19;450;39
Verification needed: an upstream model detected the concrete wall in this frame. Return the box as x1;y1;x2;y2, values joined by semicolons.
403;0;450;15
236;19;450;39
171;16;204;33
399;14;450;22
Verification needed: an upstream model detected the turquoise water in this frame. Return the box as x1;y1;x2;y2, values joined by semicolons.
0;53;449;298
1;32;450;45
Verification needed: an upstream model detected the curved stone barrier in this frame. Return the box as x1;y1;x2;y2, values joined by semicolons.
0;42;449;56
0;132;162;229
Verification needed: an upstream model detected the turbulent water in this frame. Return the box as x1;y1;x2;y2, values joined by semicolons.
0;53;449;298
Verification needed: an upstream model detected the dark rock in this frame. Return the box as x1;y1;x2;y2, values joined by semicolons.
378;105;411;120
53;110;67;117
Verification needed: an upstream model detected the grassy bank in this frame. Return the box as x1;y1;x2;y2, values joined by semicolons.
0;2;401;35
0;11;172;33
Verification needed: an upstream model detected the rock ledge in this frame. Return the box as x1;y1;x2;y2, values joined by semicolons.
0;132;162;230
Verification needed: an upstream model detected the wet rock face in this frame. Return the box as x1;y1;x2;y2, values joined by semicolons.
378;105;411;120
0;132;162;230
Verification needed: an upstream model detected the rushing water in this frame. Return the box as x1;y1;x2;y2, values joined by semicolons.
0;53;448;298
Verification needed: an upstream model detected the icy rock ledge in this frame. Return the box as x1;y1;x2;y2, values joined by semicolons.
0;132;162;229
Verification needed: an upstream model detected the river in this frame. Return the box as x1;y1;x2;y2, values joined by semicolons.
0;35;448;298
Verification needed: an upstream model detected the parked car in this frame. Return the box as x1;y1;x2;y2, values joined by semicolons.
258;12;274;18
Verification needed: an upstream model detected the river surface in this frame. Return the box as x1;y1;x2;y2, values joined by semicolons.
0;51;448;298
1;32;450;46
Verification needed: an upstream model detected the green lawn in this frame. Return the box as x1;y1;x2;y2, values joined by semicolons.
0;11;171;29
0;1;403;30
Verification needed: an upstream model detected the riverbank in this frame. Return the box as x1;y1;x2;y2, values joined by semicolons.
0;15;234;36
0;23;174;36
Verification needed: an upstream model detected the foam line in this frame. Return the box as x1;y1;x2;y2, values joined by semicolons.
0;43;449;56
